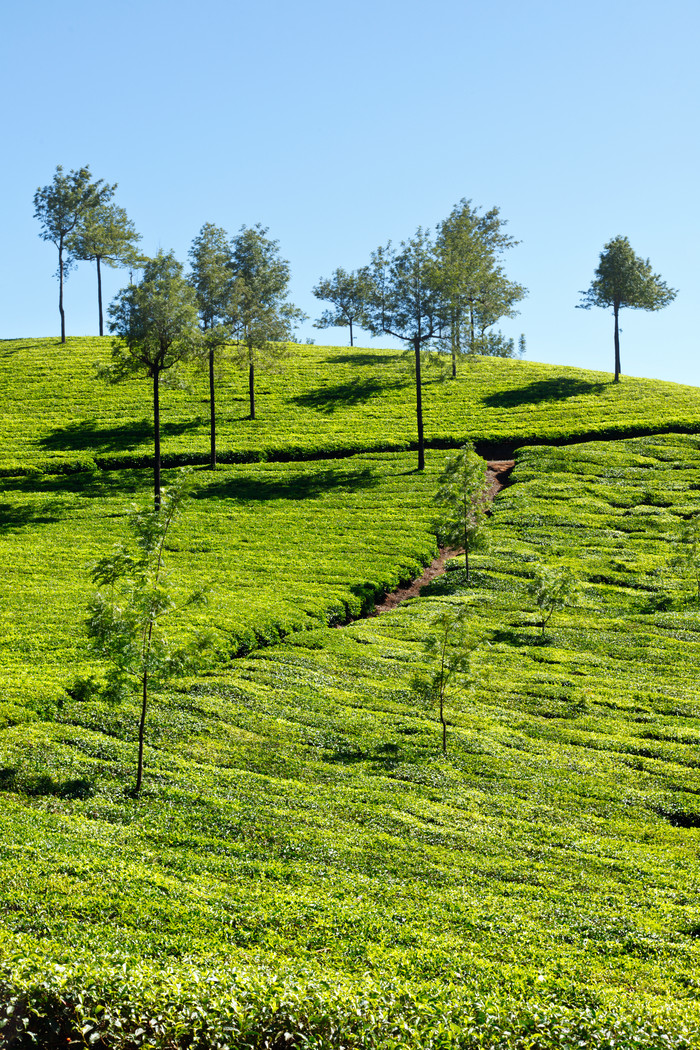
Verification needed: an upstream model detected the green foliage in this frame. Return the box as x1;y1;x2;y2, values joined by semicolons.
669;512;700;601
87;471;208;792
2;436;700;1042
412;605;478;753
312;266;371;346
526;563;580;637
434;442;489;579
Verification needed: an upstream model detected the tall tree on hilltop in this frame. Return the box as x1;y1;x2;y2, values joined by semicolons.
578;236;677;383
69;202;143;336
312;267;371;346
435;200;525;376
361;228;443;470
106;251;201;509
188;223;236;469
33;165;116;343
228;224;304;420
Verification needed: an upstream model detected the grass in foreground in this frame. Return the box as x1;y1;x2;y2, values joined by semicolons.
1;436;700;1046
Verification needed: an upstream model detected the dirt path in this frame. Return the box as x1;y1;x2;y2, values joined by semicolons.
370;459;514;615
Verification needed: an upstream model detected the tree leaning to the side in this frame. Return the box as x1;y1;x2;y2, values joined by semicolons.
106;251;201;509
87;472;208;795
434;444;490;581
33;165;116;343
69;202;142;336
229;224;305;420
361;229;443;470
578;236;677;383
312;267;371;347
188;223;236;468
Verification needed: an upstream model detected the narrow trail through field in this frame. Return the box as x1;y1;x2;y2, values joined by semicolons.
370;459;514;615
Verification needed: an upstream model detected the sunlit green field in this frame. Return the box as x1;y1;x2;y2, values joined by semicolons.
4;337;700;474
2;428;700;1047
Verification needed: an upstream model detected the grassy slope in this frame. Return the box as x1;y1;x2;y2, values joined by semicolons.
3;337;700;474
2;434;700;1046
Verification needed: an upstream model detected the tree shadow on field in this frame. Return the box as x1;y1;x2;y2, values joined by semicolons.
39;417;201;455
482;377;608;408
0;501;62;533
292;376;406;414
1;471;147;501
196;467;379;502
323;352;398;366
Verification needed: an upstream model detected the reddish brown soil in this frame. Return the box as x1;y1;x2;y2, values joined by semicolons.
371;459;514;615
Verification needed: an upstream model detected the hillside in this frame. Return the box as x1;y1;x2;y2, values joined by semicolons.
1;344;700;1048
3;338;700;474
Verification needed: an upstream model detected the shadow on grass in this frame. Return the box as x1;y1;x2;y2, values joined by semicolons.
39;417;202;454
323;352;399;366
482;377;608;408
1;471;148;500
292;376;406;414
0;501;62;533
196;467;379;502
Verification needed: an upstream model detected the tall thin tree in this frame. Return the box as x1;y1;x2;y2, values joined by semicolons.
70;202;142;335
33;165;116;343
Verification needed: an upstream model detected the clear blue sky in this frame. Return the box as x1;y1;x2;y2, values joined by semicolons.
3;0;698;385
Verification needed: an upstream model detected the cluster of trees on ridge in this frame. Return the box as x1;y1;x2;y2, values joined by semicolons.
34;165;678;503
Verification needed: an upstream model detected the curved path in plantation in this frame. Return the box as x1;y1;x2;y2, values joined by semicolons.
371;459;515;615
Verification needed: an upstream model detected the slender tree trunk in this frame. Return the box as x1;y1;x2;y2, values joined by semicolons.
97;256;104;336
451;308;457;378
249;359;255;420
349;318;354;347
613;301;621;382
469;302;475;353
414;337;424;471
440;686;447;755
58;239;66;344
209;348;216;469
135;668;148;794
153;369;161;511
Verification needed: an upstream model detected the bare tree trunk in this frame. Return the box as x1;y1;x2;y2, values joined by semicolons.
249;360;255;420
414;337;424;471
349;318;354;347
209;348;216;469
440;686;447;755
135;668;148;795
153;370;161;511
97;256;104;336
613;302;621;382
59;238;66;344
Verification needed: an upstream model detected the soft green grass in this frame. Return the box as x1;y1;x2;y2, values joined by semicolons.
2;435;700;1046
4;337;700;475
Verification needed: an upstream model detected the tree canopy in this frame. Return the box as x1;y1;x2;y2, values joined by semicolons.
578;236;677;382
33;165;116;342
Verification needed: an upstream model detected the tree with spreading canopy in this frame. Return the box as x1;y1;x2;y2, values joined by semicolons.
106;251;201;509
33;165;116;343
361;228;443;470
69;202;143;335
578;236;677;383
435;200;526;377
188;223;236;468
228;224;304;420
312;267;371;346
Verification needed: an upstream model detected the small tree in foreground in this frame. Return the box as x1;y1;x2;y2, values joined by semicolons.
87;473;208;795
527;564;579;638
106;251;201;509
578;235;677;383
412;606;477;755
434;444;490;581
670;513;700;602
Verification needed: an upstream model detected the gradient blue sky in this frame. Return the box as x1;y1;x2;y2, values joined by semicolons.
3;0;698;384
